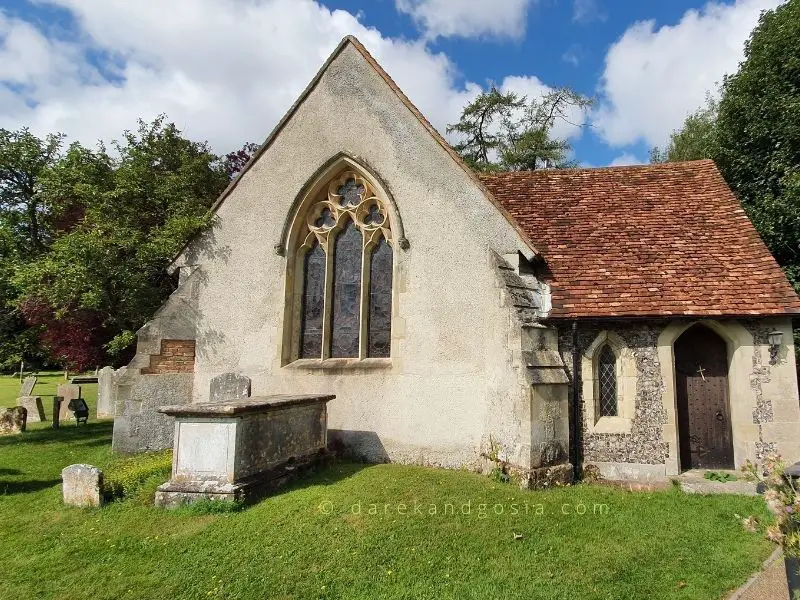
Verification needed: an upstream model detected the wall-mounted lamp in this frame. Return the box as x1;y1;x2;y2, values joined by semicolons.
768;330;783;365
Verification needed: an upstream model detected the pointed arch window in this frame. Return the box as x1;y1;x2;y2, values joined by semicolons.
293;171;393;361
597;344;618;417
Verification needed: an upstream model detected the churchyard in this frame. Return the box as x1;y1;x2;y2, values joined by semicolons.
0;372;777;600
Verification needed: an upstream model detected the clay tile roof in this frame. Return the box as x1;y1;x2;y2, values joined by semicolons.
480;160;800;318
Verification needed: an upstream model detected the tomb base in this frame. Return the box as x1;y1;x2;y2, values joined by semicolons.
154;394;334;507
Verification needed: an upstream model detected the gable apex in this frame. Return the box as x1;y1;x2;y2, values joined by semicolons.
169;35;539;272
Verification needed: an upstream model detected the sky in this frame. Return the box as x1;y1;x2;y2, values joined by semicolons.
0;0;784;167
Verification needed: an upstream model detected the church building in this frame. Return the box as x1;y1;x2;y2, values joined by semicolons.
110;36;800;483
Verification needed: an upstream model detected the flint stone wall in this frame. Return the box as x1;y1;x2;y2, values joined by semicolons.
558;321;668;466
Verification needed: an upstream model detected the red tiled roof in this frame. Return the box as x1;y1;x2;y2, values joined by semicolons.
480;160;800;318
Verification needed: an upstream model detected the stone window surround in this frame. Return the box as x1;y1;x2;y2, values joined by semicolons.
281;157;400;368
581;331;636;434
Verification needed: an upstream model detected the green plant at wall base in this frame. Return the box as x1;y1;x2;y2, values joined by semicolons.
741;454;800;558
103;449;172;503
704;471;737;483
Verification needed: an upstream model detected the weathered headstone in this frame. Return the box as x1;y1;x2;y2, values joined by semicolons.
57;384;81;421
0;406;27;435
62;464;103;507
19;376;36;397
210;373;251;402
16;396;45;422
97;366;116;418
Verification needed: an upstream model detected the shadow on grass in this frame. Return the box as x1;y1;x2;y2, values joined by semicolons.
0;421;113;447
0;478;61;495
0;468;22;475
263;459;371;502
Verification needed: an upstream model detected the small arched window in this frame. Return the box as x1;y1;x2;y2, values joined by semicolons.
597;344;618;417
294;171;393;360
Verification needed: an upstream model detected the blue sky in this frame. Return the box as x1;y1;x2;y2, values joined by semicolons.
0;0;782;167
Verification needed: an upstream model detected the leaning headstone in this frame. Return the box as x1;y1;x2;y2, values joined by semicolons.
19;376;36;397
96;366;115;418
16;396;45;422
61;464;103;507
210;373;251;402
57;384;81;421
0;406;27;435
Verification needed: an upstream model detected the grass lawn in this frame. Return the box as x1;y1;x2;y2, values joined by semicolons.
0;421;775;600
0;372;99;419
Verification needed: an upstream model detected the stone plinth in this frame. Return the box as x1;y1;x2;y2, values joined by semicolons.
154;394;335;507
16;396;45;422
62;464;103;507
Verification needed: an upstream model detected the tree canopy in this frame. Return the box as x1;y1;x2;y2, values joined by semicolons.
651;0;800;296
447;86;592;172
0;118;241;371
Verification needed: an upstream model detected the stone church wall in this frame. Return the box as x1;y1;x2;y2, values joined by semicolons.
112;41;560;473
557;317;800;480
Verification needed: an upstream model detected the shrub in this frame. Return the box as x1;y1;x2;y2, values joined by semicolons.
103;450;172;503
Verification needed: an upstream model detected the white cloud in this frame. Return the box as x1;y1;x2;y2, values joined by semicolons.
561;44;581;67
0;0;485;153
593;0;781;148
572;0;605;24
396;0;533;40
608;152;643;167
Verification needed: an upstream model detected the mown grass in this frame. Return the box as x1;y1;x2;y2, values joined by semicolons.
0;371;99;419
0;420;775;600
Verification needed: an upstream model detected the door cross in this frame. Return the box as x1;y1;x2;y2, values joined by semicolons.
696;365;706;381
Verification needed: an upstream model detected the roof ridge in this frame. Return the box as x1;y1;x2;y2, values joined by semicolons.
169;35;540;270
478;159;717;178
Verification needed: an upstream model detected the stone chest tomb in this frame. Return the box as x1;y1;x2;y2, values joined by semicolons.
155;394;334;506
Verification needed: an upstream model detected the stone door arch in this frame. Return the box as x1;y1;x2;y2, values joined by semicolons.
675;325;734;470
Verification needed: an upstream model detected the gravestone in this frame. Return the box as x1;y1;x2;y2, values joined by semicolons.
210;373;251;403
19;376;36;397
57;384;81;421
16;396;45;422
96;366;116;418
0;406;27;434
62;464;103;507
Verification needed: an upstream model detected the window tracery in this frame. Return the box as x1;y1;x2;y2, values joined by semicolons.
295;171;393;360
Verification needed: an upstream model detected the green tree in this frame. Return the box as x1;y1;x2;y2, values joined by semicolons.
650;96;719;164
446;88;524;171
714;0;800;291
15;116;229;368
0;128;66;257
448;86;592;172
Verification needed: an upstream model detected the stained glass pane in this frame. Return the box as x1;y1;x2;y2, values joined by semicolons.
300;241;325;359
337;178;364;207
330;219;362;357
598;345;618;417
368;237;392;358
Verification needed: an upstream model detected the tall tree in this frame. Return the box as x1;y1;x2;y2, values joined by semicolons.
447;86;592;172
447;88;524;172
650;96;719;164
0;128;66;257
15;117;229;370
714;0;800;291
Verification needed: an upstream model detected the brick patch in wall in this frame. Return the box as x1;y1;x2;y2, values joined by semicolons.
141;339;196;375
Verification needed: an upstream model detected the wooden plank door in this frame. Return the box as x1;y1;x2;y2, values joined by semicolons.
675;325;734;470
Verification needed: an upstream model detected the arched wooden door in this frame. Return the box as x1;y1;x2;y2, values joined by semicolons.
675;325;734;470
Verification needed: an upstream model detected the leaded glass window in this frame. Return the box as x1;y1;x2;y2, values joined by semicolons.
293;170;394;361
330;219;362;358
598;344;618;417
368;237;392;358
299;241;325;358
